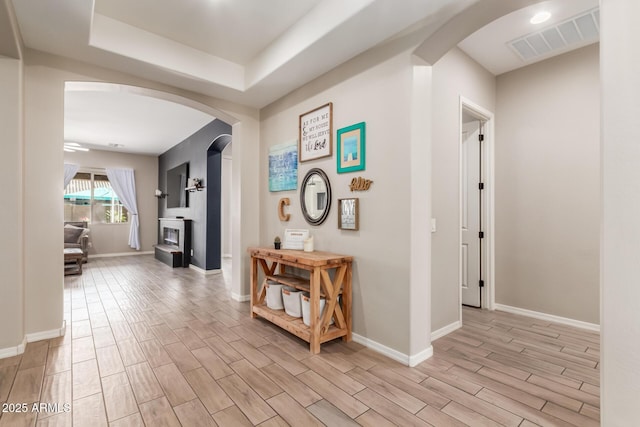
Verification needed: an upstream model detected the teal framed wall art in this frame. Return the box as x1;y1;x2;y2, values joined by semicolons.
336;122;365;173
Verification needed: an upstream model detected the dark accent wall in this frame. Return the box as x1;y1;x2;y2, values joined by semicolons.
158;120;232;270
206;134;232;269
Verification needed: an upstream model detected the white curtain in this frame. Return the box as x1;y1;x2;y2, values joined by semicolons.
106;168;141;250
64;164;79;189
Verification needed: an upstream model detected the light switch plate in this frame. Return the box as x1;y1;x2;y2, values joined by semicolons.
431;218;437;233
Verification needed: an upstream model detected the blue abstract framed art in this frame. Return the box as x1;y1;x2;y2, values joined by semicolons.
268;142;298;192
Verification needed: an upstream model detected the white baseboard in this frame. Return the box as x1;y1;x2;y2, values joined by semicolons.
0;336;27;359
90;251;154;258
431;320;462;341
352;333;409;365
408;346;433;367
188;265;222;275
495;304;600;332
0;321;65;360
231;293;250;302
352;333;432;366
26;320;67;342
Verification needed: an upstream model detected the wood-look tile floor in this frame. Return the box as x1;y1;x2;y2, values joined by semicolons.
0;255;600;426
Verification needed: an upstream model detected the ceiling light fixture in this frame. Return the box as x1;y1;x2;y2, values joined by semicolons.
530;11;551;25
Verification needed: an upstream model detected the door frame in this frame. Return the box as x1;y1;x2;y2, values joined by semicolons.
458;97;495;322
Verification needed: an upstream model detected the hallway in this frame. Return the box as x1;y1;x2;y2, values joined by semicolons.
0;256;599;426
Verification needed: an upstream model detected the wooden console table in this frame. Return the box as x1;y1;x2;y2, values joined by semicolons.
248;247;353;354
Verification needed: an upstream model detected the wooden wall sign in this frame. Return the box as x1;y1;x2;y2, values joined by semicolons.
299;103;333;162
278;198;291;221
349;177;373;192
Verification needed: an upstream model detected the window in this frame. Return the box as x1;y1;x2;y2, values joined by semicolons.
64;172;128;224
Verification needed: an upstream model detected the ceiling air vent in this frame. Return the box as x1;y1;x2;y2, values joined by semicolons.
509;7;599;61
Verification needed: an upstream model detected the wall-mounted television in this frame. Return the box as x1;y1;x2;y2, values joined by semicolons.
166;162;189;208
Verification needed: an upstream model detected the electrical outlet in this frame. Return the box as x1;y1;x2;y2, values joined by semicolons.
190;249;194;256
431;218;437;233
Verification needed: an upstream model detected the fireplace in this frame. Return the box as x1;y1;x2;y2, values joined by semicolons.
155;218;192;268
163;227;180;247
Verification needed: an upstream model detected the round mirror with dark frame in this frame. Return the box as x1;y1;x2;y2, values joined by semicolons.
300;168;331;225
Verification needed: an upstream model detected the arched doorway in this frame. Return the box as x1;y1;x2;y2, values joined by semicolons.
63;81;256;300
408;0;547;363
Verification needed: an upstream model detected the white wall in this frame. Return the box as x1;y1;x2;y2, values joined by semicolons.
24;58;66;337
261;50;416;354
64;149;159;255
0;57;24;351
222;145;232;257
232;117;261;299
601;0;640;423
495;44;600;324
430;47;496;331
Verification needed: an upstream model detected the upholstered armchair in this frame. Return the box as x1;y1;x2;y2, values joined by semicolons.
64;221;89;263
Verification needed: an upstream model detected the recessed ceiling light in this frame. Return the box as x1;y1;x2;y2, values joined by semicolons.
530;11;551;25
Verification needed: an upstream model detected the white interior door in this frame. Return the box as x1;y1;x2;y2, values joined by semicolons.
461;120;483;307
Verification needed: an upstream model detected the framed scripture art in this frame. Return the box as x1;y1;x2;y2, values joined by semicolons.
299;103;333;162
338;198;359;230
337;122;366;173
268;142;298;192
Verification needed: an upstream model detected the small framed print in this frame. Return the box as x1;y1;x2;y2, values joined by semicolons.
299;103;333;162
338;198;359;230
337;122;365;173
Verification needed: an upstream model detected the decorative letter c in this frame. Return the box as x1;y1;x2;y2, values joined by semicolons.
278;198;291;221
